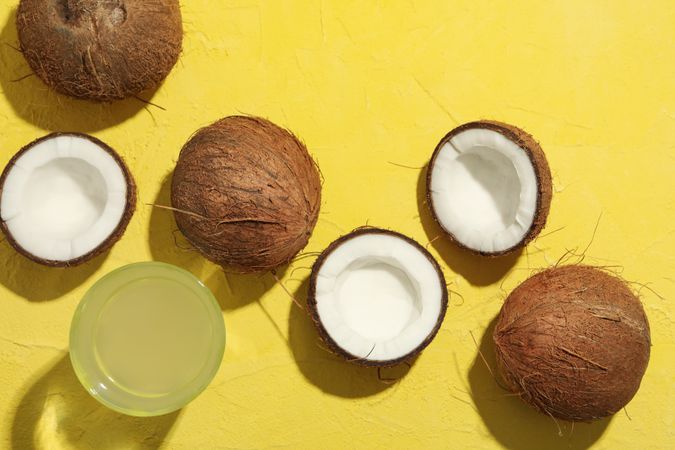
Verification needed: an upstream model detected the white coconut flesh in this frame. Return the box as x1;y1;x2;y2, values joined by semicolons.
0;135;128;262
314;233;444;362
429;127;538;253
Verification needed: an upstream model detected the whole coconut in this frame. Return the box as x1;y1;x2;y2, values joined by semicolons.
494;265;650;422
17;0;182;101
171;116;322;273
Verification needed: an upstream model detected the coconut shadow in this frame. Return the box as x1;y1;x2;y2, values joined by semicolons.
0;238;107;301
288;276;413;398
148;172;281;310
11;354;179;450
468;317;611;450
0;8;156;133
416;165;521;286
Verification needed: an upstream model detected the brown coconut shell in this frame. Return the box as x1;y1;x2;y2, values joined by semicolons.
17;0;183;102
0;132;136;267
307;227;448;367
171;116;322;273
494;265;651;421
426;120;552;257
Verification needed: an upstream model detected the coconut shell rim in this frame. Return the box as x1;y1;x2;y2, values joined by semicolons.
306;226;449;367
425;120;552;257
0;132;137;267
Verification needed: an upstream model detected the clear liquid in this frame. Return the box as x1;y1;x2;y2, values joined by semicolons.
93;277;214;396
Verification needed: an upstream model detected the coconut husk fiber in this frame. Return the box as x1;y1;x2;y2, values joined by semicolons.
494;265;651;421
171;116;322;273
17;0;182;101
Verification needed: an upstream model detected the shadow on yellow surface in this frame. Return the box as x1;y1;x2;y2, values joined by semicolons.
287;276;411;398
417;165;522;286
0;8;153;133
0;238;106;301
11;354;179;450
206;269;280;311
469;317;611;450
148;172;279;310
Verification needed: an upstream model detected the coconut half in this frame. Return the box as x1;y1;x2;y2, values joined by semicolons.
0;133;136;266
307;228;448;366
427;121;552;256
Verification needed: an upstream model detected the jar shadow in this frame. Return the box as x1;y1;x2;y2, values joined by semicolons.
11;354;179;450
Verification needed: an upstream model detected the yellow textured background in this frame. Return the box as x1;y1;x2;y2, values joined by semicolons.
0;1;673;449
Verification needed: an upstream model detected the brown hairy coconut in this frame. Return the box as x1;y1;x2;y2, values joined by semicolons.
426;120;552;256
17;0;183;101
171;116;321;273
0;133;136;267
494;265;651;421
307;228;448;367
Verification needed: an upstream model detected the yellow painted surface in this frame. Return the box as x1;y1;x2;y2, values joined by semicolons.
0;1;673;449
